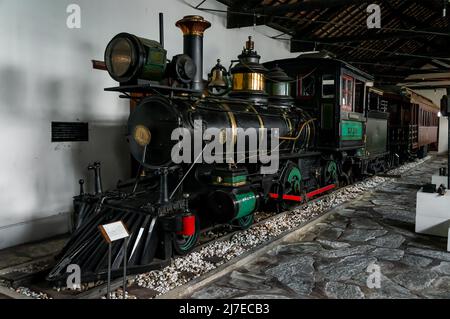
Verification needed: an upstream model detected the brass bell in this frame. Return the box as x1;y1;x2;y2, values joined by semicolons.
208;59;230;93
209;69;227;88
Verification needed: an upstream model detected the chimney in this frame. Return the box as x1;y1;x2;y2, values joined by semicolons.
176;16;211;92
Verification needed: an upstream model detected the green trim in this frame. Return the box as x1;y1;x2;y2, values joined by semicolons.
235;192;257;219
224;175;246;184
267;82;291;97
287;167;302;194
140;38;167;81
236;214;254;230
325;161;338;184
178;235;196;252
213;174;247;186
341;120;363;141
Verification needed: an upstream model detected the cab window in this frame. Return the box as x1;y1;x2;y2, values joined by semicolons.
297;73;315;97
341;75;354;112
322;74;335;98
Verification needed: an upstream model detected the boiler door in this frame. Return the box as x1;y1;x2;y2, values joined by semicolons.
128;96;180;168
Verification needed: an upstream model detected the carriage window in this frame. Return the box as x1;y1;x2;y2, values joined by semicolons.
341;75;354;112
297;73;315;97
322;75;335;98
412;105;418;125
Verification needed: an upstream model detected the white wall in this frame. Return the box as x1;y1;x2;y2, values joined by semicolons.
438;117;449;155
0;0;297;249
414;89;448;154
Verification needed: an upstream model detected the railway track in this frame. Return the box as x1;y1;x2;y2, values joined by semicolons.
0;157;431;299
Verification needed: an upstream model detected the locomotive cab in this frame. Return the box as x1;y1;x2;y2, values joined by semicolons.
264;57;372;154
264;57;391;178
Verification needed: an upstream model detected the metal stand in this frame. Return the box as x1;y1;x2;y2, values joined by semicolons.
107;243;112;299
106;238;128;299
123;237;128;300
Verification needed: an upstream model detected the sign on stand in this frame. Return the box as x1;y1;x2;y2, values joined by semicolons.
99;221;130;243
99;221;130;299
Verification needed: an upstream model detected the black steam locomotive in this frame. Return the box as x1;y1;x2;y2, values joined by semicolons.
46;15;435;283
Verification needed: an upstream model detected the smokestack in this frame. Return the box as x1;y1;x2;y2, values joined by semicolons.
176;16;211;92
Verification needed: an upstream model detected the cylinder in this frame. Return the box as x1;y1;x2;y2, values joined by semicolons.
208;190;259;223
176;16;211;92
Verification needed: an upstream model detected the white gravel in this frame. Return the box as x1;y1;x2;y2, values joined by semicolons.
101;289;137;300
52;281;105;293
14;287;51;299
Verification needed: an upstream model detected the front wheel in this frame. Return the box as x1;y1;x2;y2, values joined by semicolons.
323;160;339;186
173;213;200;256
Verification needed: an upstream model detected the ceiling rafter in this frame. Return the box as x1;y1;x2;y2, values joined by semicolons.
214;0;450;86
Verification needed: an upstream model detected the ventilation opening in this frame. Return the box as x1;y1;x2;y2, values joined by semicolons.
51;122;89;142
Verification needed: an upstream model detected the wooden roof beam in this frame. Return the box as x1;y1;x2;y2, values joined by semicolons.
253;0;369;15
291;29;447;44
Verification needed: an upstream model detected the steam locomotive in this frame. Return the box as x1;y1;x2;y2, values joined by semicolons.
47;15;438;283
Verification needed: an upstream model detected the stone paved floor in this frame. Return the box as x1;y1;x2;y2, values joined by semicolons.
186;155;450;299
